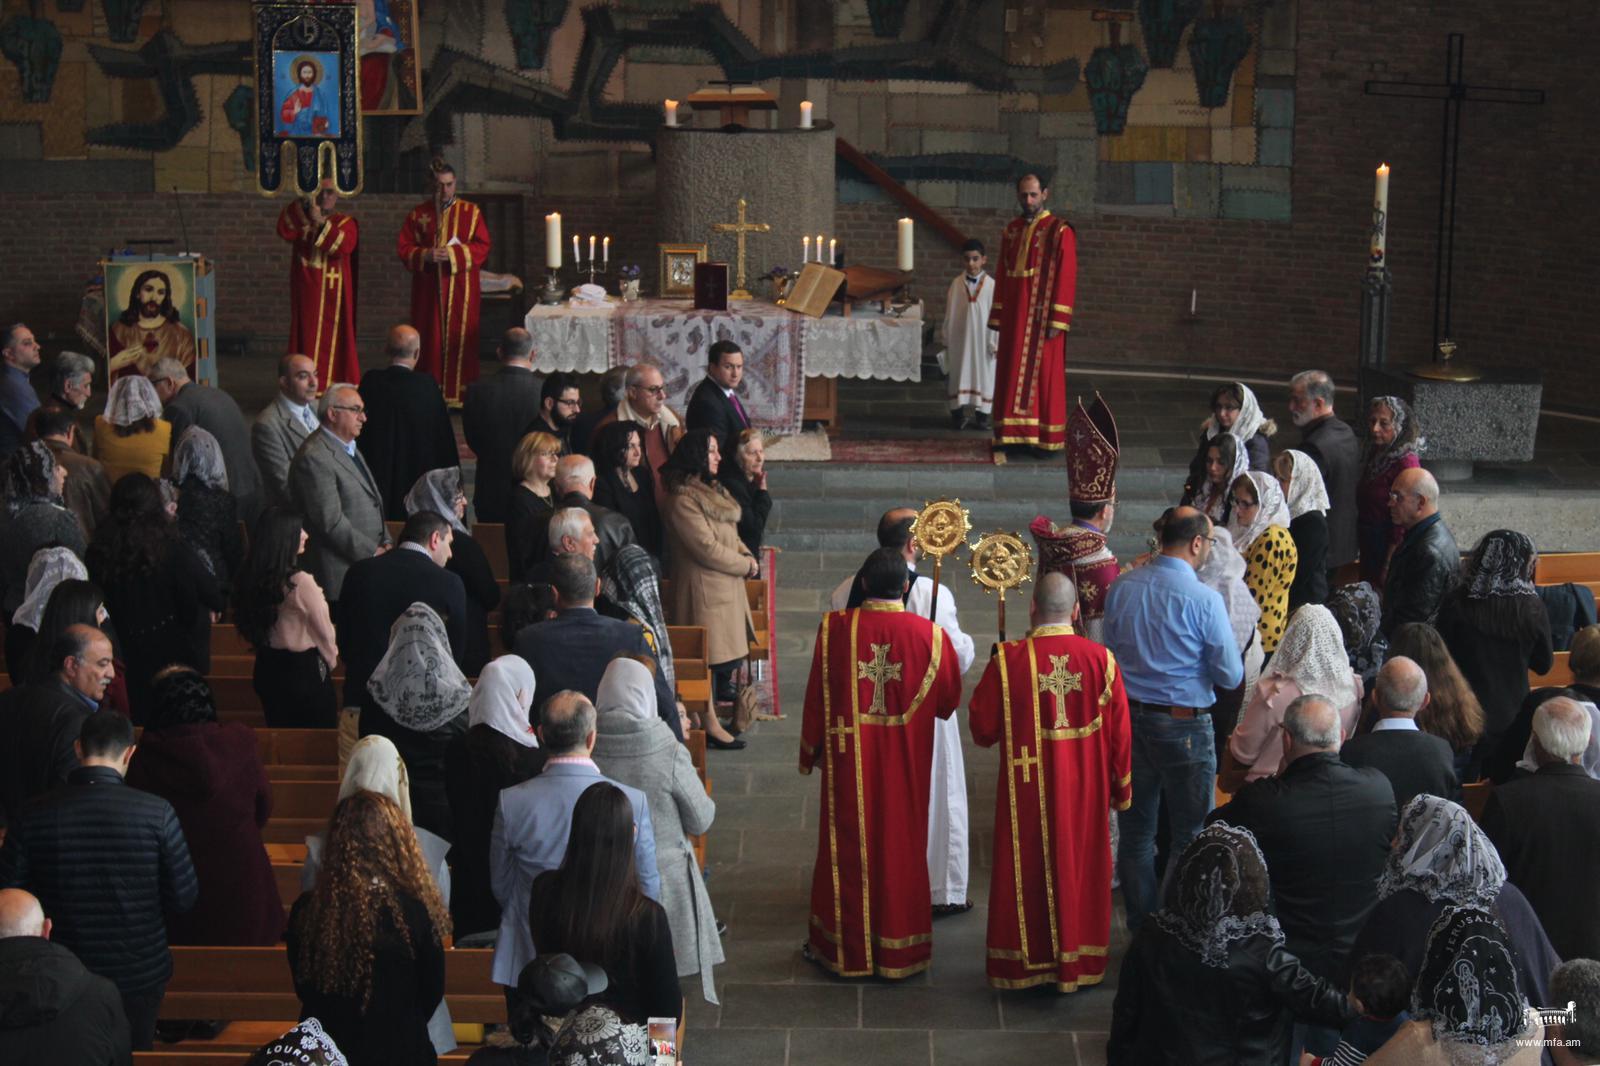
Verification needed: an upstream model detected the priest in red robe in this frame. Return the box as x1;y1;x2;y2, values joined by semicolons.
276;184;361;392
801;547;964;980
396;161;490;405
987;173;1078;454
969;571;1131;992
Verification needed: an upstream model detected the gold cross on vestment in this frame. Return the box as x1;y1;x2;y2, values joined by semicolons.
1038;653;1084;730
1011;745;1040;784
711;198;771;299
857;642;903;716
826;721;856;755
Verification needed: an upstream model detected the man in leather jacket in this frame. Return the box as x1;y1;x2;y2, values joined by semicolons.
1380;466;1458;636
551;454;637;575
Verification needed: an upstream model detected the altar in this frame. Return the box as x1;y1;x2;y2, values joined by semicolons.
523;297;923;434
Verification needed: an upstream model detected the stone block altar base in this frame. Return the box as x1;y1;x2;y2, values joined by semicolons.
1364;366;1543;482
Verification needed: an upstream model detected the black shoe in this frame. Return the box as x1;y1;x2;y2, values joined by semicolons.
708;734;747;751
949;410;965;430
932;901;975;918
1028;446;1056;460
973;411;989;429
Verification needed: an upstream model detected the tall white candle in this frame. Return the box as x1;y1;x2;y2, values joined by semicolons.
1371;163;1390;269
572;234;580;264
1190;288;1197;315
602;236;610;266
897;218;914;271
664;99;678;127
545;213;562;269
800;101;814;129
829;238;837;266
589;235;596;263
803;236;810;263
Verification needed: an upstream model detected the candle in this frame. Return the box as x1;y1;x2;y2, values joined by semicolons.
800;100;813;129
1371;163;1390;269
803;236;811;263
1190;288;1197;315
572;234;580;264
815;234;823;261
545;213;562;269
602;236;610;266
896;218;914;271
589;235;596;263
664;99;678;127
829;238;837;266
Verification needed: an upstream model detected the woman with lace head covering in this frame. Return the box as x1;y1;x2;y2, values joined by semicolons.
1182;431;1248;525
1273;449;1331;609
444;655;545;938
246;1019;348;1066
170;426;244;593
1226;470;1298;655
1363;906;1542;1065
1221;604;1362;790
404;467;499;677
1350;795;1560;1018
591;656;724;1007
0;442;84;623
1356;395;1424;587
93;375;172;484
1194;524;1266;758
359;603;472;842
1327;581;1388;687
1108;822;1356;1064
1434;530;1554;778
5;545;87;681
1188;382;1277;482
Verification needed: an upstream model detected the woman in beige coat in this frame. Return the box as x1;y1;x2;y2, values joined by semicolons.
660;429;756;724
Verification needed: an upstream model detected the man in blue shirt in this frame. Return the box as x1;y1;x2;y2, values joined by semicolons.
1102;506;1242;929
0;323;41;458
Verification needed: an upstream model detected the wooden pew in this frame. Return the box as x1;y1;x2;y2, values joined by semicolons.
1461;780;1493;823
1535;552;1600;585
1531;651;1574;689
262;779;339;844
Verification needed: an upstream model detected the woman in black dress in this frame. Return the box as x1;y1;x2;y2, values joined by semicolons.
719;427;772;559
172;426;244;595
506;431;560;582
1273;449;1330;609
592;420;662;557
404;467;500;677
234;508;339;728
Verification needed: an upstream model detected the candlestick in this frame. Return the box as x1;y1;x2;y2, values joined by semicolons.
800;100;813;129
602;236;610;266
896;218;914;272
572;234;580;264
664;99;678;127
545;213;562;269
1370;163;1390;270
1190;288;1197;315
829;238;837;266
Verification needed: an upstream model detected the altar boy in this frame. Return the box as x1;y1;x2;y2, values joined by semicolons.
940;239;999;430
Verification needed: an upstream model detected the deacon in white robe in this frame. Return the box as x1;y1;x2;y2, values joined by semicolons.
831;557;977;909
938;239;999;428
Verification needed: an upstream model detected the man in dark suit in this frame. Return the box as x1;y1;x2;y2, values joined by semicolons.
148;357;263;525
358;324;460;520
512;554;681;740
551;454;635;574
1288;369;1359;575
1482;697;1600;961
525;371;581;456
252;354;320;512
0;625;116;827
336;509;466;708
685;340;750;459
1340;655;1460;809
1210;696;1396;993
463;328;544;523
1380;467;1458;636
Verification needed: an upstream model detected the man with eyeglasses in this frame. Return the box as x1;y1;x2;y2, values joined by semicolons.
289;382;393;603
357;323;461;520
527;371;582;457
1101;506;1242;932
1379;466;1457;636
594;363;683;509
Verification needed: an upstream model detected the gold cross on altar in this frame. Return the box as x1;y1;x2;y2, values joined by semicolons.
1010;745;1040;784
857;642;903;716
826;721;856;755
711;198;771;299
1038;653;1084;730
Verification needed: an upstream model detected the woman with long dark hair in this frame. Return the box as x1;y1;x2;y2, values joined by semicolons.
1383;622;1486;777
592;420;662;556
172;426;244;594
0;441;84;620
234;508;338;728
1180;432;1244;525
287;790;450;1066
22;576;131;716
404;468;499;677
528;781;682;1024
1355;395;1424;587
85;473;222;721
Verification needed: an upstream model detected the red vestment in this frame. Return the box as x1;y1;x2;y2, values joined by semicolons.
969;623;1131;991
276;203;361;391
987;211;1078;450
801;601;963;979
396;197;490;404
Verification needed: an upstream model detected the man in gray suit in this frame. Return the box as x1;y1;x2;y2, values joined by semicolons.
489;690;659;989
289;382;392;602
147;357;264;525
252;354;320;511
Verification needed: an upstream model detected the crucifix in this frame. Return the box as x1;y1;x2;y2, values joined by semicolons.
826;721;856;756
1037;654;1084;730
711;198;771;300
856;642;903;717
1365;34;1544;362
1010;745;1040;785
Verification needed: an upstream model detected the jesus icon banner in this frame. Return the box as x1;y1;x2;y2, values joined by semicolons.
252;1;362;196
274;51;341;138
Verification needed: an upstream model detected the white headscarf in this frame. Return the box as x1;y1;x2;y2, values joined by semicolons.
596;656;658;723
469;655;539;748
1196;527;1260;653
172;426;228;490
1203;382;1273;447
1196;438;1250;523
1377;795;1506;908
104;375;163;426
404;467;469;534
1279;449;1330;519
1226;470;1291;552
366;603;472;733
339;735;413;823
1267;604;1359;711
12;547;88;630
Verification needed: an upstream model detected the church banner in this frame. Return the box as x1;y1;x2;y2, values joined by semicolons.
253;0;362;197
101;255;219;388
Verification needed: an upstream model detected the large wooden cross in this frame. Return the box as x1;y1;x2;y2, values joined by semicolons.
1038;653;1084;730
856;642;903;716
711;198;771;300
1010;745;1040;785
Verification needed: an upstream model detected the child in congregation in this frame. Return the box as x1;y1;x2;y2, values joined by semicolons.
939;238;999;431
1303;953;1411;1066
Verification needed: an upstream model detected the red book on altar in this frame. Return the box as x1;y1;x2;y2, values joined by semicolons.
694;262;729;310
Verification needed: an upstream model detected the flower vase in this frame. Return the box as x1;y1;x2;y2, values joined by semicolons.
621;279;641;302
